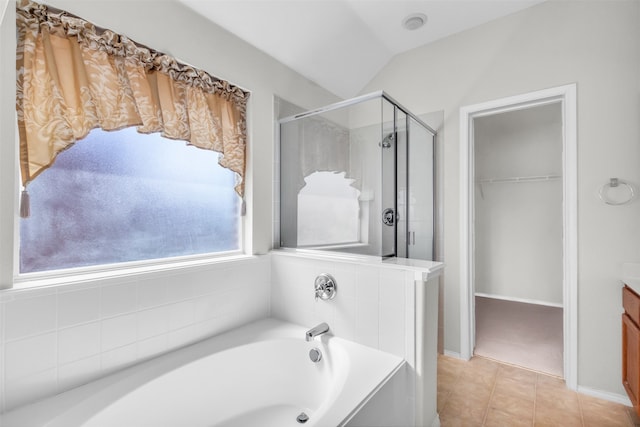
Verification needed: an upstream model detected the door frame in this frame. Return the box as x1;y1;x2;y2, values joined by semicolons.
459;84;578;390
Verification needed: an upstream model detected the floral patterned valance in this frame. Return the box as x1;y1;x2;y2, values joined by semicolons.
16;0;249;216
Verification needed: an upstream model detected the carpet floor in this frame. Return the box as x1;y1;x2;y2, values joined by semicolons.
474;296;563;377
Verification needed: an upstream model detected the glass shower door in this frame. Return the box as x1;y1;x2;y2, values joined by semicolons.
277;91;436;261
407;116;434;260
395;109;408;259
380;100;397;258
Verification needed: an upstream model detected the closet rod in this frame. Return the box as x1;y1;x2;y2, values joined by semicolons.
476;174;561;184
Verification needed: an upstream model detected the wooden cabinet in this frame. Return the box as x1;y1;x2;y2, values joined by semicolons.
623;285;640;416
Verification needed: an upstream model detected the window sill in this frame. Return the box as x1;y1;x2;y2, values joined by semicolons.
8;252;256;292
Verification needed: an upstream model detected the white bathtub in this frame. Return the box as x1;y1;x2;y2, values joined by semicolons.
0;318;404;427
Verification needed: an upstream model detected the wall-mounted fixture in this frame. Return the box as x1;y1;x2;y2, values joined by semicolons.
599;178;635;205
305;322;331;341
379;132;394;148
382;208;396;226
314;274;337;301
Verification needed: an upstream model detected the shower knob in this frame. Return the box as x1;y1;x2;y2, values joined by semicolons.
382;208;395;226
314;273;337;301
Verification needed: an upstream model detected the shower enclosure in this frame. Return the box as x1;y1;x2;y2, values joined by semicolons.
278;91;436;260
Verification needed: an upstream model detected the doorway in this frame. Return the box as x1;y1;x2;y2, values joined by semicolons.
459;84;577;389
473;104;563;376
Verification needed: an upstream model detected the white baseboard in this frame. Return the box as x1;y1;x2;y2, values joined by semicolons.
577;385;632;407
474;292;563;308
443;349;465;360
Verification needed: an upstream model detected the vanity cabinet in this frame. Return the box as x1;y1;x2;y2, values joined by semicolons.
623;285;640;415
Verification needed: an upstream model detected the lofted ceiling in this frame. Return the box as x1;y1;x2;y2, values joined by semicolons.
179;0;545;99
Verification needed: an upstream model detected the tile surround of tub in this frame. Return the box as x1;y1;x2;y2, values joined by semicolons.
0;256;270;413
270;251;423;426
270;251;417;366
1;251;429;414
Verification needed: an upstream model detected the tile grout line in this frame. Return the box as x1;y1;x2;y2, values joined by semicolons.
438;362;464;415
576;391;586;427
480;365;499;426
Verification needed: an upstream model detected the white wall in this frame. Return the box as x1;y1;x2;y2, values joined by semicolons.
361;0;640;396
0;0;7;21
474;104;563;305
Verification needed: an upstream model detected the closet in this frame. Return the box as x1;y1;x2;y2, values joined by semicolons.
473;103;564;377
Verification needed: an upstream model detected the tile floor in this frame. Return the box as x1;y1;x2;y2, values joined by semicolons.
438;354;638;426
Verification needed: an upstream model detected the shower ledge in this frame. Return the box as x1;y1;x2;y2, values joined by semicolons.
622;262;640;294
270;249;444;282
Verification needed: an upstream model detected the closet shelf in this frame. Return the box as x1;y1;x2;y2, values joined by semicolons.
476;174;561;184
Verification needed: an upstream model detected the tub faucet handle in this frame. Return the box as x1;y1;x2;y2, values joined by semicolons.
314;273;337;301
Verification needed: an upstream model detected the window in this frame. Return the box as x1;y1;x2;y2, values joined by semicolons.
16;1;249;276
20;127;241;274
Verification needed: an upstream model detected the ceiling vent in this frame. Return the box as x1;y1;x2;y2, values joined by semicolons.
402;13;427;31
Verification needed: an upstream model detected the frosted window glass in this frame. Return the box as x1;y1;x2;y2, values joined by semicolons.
20;127;240;273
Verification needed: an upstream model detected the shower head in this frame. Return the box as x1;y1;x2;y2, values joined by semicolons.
379;133;394;149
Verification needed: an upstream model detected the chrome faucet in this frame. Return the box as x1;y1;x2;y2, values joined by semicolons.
306;322;330;342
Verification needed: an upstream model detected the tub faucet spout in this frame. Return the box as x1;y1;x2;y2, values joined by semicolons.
306;322;330;342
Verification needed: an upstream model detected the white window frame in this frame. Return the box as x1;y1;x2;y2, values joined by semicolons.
1;4;253;290
14;128;247;286
11;126;252;289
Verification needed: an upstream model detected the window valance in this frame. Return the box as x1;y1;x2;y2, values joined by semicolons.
16;0;249;216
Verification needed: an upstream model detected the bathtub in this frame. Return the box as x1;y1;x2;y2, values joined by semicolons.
0;318;405;427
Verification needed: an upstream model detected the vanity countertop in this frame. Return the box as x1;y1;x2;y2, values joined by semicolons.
622;263;640;295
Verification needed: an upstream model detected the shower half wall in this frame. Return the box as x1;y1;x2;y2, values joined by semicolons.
278;91;436;261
